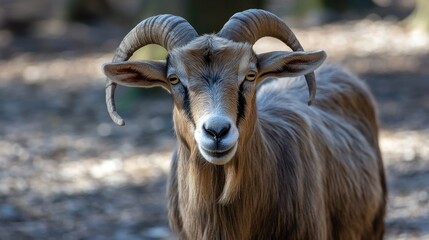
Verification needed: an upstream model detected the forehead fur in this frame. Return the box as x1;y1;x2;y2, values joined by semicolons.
183;35;251;54
169;35;255;74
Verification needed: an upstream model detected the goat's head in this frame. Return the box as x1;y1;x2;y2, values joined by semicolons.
103;9;326;165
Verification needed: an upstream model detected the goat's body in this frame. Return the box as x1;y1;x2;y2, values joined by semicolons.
102;9;385;240
168;65;386;239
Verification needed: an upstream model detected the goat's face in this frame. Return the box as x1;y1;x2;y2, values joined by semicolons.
167;36;257;164
103;35;326;165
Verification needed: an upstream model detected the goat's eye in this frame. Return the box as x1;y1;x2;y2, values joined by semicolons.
245;71;257;81
168;74;180;85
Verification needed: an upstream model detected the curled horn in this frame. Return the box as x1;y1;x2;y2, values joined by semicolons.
218;9;317;105
106;14;198;125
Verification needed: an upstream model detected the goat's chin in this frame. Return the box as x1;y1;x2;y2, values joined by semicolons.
198;144;237;165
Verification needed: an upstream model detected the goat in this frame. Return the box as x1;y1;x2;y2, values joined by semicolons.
102;9;386;239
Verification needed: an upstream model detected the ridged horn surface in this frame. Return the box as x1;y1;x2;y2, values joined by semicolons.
106;14;198;125
218;9;317;105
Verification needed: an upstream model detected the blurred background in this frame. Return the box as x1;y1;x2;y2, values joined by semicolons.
0;0;428;239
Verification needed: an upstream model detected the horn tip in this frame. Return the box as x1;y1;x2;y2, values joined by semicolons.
307;90;316;106
115;119;126;126
109;112;126;126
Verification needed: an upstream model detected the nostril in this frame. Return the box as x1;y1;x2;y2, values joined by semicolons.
203;122;231;139
203;124;217;138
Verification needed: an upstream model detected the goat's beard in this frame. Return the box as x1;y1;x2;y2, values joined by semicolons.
184;145;242;206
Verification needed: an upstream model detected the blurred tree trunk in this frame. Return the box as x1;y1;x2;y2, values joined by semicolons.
61;0;112;23
320;0;374;13
405;0;429;32
185;0;264;34
294;0;374;20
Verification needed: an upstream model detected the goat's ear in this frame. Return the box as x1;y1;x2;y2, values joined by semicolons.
256;50;327;83
103;60;170;92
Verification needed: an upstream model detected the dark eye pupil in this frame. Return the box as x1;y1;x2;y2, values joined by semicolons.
170;76;179;82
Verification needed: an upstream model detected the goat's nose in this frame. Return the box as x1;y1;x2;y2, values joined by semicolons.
203;120;231;140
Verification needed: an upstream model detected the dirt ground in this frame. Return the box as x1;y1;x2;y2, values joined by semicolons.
1;3;429;240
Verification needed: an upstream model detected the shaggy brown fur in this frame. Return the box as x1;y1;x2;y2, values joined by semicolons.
167;60;386;239
103;33;386;239
101;7;387;238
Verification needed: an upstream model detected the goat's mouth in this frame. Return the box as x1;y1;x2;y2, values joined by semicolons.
199;144;237;165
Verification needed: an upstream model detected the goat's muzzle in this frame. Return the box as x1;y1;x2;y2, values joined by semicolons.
194;115;239;165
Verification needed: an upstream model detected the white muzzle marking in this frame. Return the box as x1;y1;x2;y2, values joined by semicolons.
194;114;239;165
